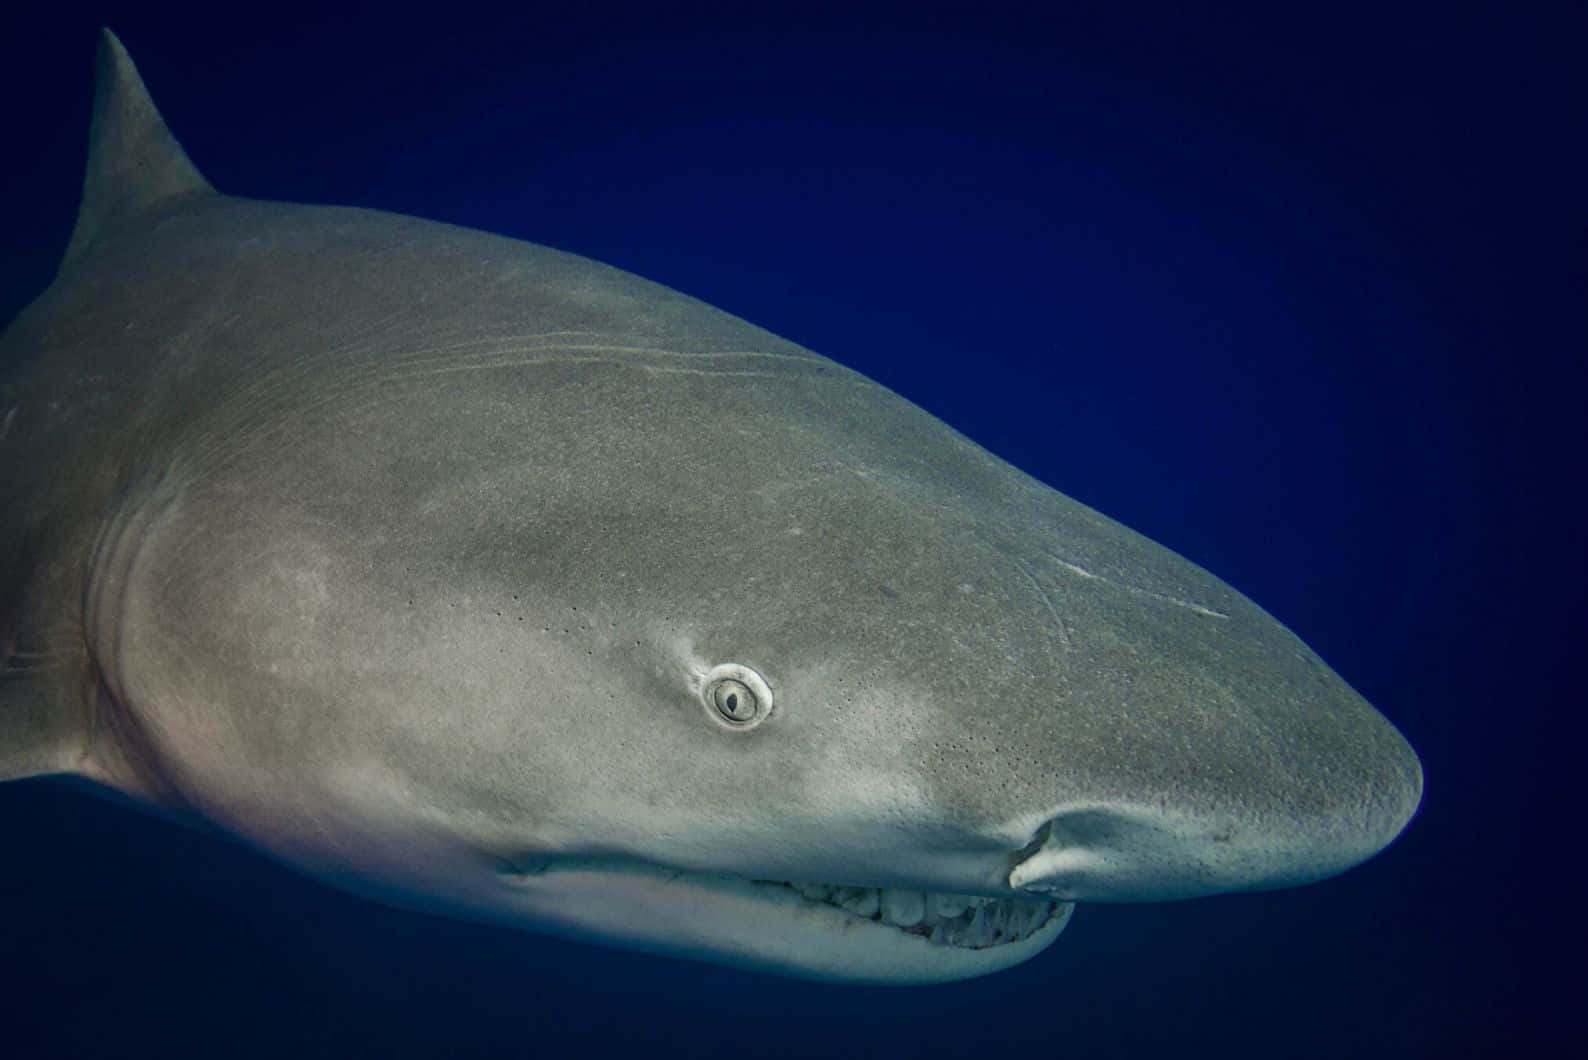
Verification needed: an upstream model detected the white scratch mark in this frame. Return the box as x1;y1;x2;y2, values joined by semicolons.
1040;549;1229;619
1012;557;1075;651
1051;558;1097;579
1175;600;1230;619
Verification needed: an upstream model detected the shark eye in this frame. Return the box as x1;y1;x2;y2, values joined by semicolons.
702;663;773;730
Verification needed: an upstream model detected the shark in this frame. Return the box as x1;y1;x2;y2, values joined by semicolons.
0;30;1422;983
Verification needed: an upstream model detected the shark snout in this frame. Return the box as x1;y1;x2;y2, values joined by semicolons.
971;548;1426;903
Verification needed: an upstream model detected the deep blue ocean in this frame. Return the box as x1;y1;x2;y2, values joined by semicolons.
0;6;1578;1058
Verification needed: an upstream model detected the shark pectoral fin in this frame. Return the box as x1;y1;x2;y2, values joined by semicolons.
0;669;88;781
0;598;90;780
62;27;215;271
0;541;91;781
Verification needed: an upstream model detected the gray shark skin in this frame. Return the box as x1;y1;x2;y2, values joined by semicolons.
0;30;1421;983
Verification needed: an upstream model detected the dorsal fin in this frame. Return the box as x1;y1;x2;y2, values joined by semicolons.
62;28;215;269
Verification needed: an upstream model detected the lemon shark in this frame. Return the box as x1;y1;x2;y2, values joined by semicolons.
0;30;1421;983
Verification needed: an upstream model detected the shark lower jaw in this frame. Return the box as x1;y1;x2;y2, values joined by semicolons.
761;879;1072;950
499;852;1075;974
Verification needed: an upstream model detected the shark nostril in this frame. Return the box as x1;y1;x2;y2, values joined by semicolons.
1007;818;1054;877
1006;812;1103;898
1006;807;1247;901
1005;798;1405;903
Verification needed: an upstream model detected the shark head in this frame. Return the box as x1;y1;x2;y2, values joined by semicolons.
3;31;1422;984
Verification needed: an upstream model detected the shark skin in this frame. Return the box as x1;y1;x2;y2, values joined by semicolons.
0;30;1422;983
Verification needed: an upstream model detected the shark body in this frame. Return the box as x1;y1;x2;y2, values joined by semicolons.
0;31;1421;982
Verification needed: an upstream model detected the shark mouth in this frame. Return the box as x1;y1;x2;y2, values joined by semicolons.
754;879;1071;948
502;855;1074;958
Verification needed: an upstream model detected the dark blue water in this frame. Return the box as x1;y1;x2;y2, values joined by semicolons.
1;6;1577;1058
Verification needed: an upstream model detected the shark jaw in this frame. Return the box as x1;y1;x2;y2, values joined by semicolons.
490;853;1075;983
767;880;1067;949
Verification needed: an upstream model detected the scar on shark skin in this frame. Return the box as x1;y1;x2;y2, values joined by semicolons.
1041;552;1230;619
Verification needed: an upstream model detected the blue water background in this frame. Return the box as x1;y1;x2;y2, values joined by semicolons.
0;6;1577;1057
